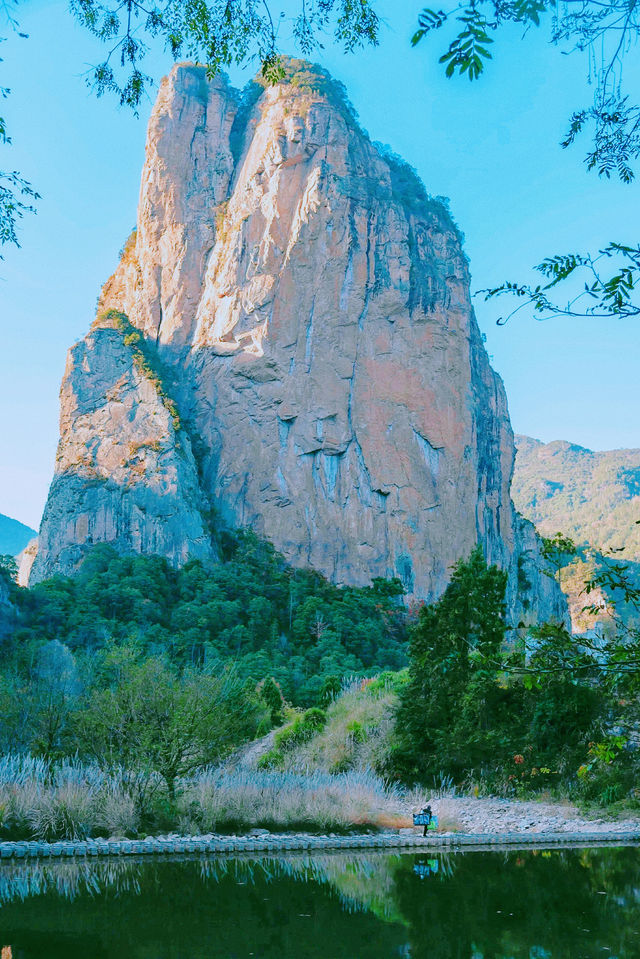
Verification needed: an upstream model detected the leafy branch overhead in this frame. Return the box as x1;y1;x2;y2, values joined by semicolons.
414;1;640;183
1;17;39;258
482;243;640;323
68;0;380;109
2;0;640;324
2;1;379;251
413;6;494;80
413;1;640;321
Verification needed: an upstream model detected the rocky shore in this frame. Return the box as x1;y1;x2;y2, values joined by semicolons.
428;796;640;836
1;828;639;861
1;797;639;861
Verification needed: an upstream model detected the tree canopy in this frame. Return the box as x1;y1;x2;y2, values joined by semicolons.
2;533;407;708
392;547;604;794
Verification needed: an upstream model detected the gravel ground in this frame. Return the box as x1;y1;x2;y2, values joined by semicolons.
426;796;640;835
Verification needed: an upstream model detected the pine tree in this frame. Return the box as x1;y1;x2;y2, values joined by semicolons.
393;547;510;783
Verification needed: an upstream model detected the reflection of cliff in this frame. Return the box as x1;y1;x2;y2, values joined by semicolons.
30;60;565;625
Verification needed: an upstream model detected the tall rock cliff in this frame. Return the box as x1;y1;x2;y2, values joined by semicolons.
31;62;565;623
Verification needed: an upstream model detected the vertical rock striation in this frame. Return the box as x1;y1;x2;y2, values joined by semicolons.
29;320;212;583
31;62;565;623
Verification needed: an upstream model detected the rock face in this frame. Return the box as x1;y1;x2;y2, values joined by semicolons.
30;323;212;582
31;62;565;623
17;538;38;588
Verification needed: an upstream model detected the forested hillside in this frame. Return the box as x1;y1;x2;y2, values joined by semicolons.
512;436;640;558
1;533;407;711
513;435;640;633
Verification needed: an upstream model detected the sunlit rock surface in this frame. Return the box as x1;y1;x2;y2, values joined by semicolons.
31;62;566;623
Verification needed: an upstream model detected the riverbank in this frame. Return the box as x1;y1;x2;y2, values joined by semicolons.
1;825;640;861
427;796;640;836
4;754;640;850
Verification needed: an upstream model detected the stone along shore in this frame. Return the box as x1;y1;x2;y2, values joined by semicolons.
2;828;640;860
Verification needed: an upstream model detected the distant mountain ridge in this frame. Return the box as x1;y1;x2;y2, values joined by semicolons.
0;514;37;557
512;435;640;560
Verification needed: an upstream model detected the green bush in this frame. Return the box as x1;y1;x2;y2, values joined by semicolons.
5;534;408;711
274;707;327;751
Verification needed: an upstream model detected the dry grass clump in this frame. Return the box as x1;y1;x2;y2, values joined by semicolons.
0;755;47;837
0;754;406;840
276;677;400;775
0;756;141;841
27;780;100;841
99;779;140;837
431;798;463;833
178;768;406;833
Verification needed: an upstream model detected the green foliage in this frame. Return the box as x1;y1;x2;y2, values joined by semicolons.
541;532;577;568
0;169;39;257
262;674;405;776
437;7;494;81
394;547;511;783
367;669;409;695
411;2;640;321
259;706;328;768
393;547;603;791
483;242;640;323
540;532;577;588
75;651;262;798
67;2;379;112
4;535;407;711
413;2;640;184
259;676;285;725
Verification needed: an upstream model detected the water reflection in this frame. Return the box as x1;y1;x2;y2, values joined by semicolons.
0;847;639;957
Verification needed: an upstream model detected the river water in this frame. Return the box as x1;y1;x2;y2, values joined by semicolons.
0;846;639;957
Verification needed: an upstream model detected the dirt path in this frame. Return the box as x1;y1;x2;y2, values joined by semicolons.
426;795;640;835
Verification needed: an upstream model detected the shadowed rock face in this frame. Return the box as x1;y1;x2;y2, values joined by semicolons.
31;62;566;622
29;326;212;582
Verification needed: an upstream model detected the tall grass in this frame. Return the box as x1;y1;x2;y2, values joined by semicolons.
0;756;140;841
178;768;407;833
269;678;400;776
0;755;409;841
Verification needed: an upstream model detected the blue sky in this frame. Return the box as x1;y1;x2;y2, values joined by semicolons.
1;0;639;529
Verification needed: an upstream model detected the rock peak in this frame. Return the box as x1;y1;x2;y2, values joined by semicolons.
31;64;566;625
